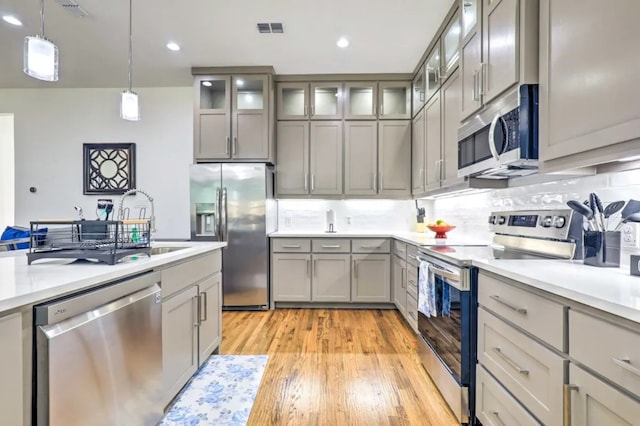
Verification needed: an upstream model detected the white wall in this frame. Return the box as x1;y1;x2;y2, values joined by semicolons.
0;87;193;239
0;114;14;229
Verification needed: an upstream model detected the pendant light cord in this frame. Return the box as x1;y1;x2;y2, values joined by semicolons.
128;0;133;91
40;0;45;36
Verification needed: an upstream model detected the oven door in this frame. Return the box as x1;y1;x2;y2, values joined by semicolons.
417;259;472;386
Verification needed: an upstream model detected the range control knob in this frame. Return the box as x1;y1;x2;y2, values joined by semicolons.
541;216;553;227
488;215;495;224
497;216;506;225
553;216;566;228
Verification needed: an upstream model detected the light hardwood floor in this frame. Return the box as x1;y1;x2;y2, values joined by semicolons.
221;309;458;426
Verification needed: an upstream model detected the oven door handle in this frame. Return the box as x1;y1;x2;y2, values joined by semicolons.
427;264;460;283
488;113;506;163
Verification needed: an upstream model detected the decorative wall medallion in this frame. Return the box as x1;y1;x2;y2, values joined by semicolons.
83;143;136;194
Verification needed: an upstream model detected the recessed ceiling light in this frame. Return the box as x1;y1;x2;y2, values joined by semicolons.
166;42;180;51
237;79;244;87
337;37;349;48
2;15;22;26
202;81;212;87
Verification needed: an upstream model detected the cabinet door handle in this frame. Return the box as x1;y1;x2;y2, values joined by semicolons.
372;173;377;191
440;159;445;181
401;268;405;288
472;71;477;101
194;295;201;327
372;104;377;116
313;259;317;277
612;357;640;377
311;174;315;192
491;411;506;426
379;173;383;191
282;244;302;249
489;295;527;314
564;384;579;426
380;103;384;116
306;259;310;277
353;259;357;278
321;245;341;249
232;136;238;156
480;62;487;96
304;104;308;117
200;291;208;322
491;347;529;375
304;173;308;192
225;136;230;155
311;104;315;116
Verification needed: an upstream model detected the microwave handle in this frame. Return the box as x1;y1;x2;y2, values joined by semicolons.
488;113;506;162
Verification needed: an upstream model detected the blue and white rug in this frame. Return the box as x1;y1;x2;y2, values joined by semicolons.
160;355;268;426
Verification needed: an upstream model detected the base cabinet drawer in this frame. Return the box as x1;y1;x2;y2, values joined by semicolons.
393;240;407;259
569;309;640;399
406;267;418;301
312;239;351;253
478;308;566;426
352;238;390;253
272;238;311;253
567;364;640;425
476;365;542;426
406;294;418;333
479;272;565;351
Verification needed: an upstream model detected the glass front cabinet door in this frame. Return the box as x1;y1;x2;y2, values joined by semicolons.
345;82;377;119
311;83;344;119
442;13;462;77
425;46;442;100
378;82;411;119
196;76;231;160
412;66;426;116
277;82;309;120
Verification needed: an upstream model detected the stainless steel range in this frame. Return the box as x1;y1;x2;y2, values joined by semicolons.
415;209;582;425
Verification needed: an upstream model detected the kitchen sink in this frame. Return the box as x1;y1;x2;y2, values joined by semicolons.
150;246;190;255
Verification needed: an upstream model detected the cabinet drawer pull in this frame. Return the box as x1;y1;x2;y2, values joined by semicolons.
407;255;417;260
358;245;380;249
563;384;578;426
491;411;506;426
612;357;640;377
408;311;416;320
282;244;302;249
491;347;529;375
489;295;527;314
321;245;341;249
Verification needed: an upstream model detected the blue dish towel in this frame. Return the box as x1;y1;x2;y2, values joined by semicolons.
0;226;48;249
442;283;451;317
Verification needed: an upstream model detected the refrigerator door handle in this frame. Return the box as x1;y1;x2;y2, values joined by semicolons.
215;187;222;241
221;187;228;242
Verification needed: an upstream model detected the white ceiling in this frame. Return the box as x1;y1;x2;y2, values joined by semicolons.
0;0;454;88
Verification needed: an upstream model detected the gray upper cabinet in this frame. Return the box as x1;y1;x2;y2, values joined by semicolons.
412;66;426;117
440;69;463;187
412;109;426;195
277;82;309;120
276;121;310;196
378;121;411;197
460;3;483;121
424;92;442;191
425;46;442;101
310;121;343;195
195;76;231;160
344;121;378;196
311;83;343;119
345;82;377;120
442;13;462;78
195;73;273;162
539;0;640;172
482;0;518;104
379;82;411;120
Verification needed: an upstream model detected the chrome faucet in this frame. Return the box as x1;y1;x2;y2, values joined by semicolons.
116;188;157;234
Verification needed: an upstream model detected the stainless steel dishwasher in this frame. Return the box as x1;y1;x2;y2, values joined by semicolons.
34;271;163;426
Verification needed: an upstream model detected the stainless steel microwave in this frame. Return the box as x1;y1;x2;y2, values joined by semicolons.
458;84;539;179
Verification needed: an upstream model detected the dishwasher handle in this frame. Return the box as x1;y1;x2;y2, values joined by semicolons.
35;271;162;326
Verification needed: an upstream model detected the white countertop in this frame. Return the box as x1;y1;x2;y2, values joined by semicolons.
0;241;226;315
269;231;489;247
472;258;640;324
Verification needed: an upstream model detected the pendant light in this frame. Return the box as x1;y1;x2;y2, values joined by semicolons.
24;0;59;81
120;0;140;121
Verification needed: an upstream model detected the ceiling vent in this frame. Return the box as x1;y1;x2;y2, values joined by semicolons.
257;23;284;34
54;0;89;17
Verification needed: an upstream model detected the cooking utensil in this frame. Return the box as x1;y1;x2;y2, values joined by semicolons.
614;212;640;231
603;200;625;229
589;193;605;231
567;200;596;231
621;199;640;220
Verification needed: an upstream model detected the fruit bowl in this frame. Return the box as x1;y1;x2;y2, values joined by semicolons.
426;224;456;239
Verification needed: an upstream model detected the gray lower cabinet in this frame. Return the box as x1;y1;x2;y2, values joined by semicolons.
539;0;640;171
344;121;378;196
567;364;639;425
198;273;222;363
0;313;23;426
351;254;391;302
392;255;407;315
162;285;199;407
311;254;351;302
310;121;343;196
272;253;312;301
276;121;309;196
378;121;411;197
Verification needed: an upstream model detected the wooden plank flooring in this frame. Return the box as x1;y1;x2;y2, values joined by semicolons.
221;309;458;426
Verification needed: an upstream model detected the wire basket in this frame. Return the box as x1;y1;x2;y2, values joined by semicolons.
27;220;152;265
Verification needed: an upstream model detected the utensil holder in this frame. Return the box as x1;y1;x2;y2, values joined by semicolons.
583;231;621;267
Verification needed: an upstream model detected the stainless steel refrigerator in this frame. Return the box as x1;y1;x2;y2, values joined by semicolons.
190;164;276;310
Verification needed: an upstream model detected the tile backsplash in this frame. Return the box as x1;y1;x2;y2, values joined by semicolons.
277;199;415;232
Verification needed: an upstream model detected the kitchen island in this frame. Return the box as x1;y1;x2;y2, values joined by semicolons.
0;241;226;426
